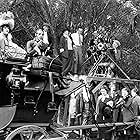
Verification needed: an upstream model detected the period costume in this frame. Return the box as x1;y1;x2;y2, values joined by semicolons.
59;33;74;76
0;11;26;60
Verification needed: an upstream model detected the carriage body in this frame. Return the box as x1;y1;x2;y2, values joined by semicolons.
0;58;66;140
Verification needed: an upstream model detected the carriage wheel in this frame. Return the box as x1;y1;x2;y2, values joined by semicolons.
5;125;49;140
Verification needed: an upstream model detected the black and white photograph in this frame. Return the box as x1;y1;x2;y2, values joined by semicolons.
0;0;140;139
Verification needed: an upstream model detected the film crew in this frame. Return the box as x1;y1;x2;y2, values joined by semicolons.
111;38;121;61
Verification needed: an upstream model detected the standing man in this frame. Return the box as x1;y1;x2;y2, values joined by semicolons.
42;23;53;57
71;27;83;81
131;87;140;114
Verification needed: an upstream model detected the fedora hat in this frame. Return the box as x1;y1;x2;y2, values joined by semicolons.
0;11;14;30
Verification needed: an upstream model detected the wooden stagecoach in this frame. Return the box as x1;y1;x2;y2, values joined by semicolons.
0;56;67;140
1;49;140;140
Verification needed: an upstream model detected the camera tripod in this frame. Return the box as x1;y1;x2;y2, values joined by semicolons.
88;51;130;80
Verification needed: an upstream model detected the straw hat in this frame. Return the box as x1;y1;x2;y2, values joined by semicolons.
0;11;14;30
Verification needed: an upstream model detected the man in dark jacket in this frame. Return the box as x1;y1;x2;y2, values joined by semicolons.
121;88;138;122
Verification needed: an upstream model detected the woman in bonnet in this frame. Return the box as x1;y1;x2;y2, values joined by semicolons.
0;11;26;60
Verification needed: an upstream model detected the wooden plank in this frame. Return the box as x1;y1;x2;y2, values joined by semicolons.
57;122;134;131
87;76;140;84
63;96;70;126
91;79;107;94
64;84;86;97
0;60;27;66
9;123;49;128
55;81;85;97
88;54;105;76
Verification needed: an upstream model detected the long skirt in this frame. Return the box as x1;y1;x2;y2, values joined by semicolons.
5;43;26;60
62;50;74;76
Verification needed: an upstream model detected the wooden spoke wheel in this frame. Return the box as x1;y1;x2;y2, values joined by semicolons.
5;125;49;140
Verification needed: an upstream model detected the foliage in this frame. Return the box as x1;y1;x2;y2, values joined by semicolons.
0;0;140;79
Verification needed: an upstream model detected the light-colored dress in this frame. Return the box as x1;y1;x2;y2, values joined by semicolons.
0;32;26;60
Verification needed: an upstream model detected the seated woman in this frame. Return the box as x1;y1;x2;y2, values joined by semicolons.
0;11;26;60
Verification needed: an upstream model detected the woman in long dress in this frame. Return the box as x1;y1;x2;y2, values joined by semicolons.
59;29;74;76
0;11;26;60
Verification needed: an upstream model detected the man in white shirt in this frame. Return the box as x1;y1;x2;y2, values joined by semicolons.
42;23;53;57
71;27;83;81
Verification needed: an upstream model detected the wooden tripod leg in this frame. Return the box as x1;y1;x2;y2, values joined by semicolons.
88;53;105;76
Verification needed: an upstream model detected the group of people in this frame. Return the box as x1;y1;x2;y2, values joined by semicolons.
88;26;121;63
92;81;140;139
0;11;84;81
26;23;53;58
0;11;122;82
95;83;140;123
59;27;84;81
0;11;54;70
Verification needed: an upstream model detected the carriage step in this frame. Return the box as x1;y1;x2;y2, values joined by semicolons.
24;101;35;105
24;96;35;105
47;102;58;111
